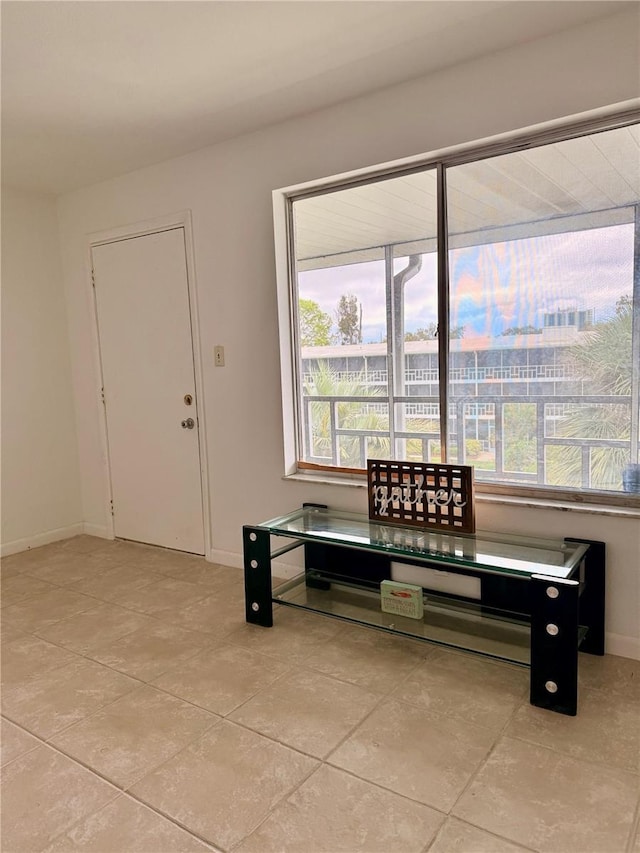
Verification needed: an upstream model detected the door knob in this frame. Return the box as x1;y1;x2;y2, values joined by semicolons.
181;418;195;429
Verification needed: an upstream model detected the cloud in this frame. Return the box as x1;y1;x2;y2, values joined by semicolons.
298;223;634;342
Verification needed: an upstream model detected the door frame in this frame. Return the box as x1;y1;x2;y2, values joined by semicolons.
87;210;212;557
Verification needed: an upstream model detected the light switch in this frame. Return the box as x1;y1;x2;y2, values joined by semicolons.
214;345;225;367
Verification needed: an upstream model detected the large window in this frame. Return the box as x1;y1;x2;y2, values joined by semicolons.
279;115;640;505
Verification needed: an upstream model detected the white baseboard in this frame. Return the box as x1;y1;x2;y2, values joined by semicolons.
606;632;640;661
1;523;85;557
209;548;242;569
209;548;301;580
82;524;112;540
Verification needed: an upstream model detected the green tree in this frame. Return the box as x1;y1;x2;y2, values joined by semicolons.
304;362;442;468
503;403;537;473
387;324;464;342
299;298;333;347
335;294;362;345
501;325;541;336
404;324;438;341
571;296;633;396
304;362;388;466
548;295;633;490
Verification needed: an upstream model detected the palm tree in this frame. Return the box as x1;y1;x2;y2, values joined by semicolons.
303;362;389;467
303;361;441;468
548;296;633;490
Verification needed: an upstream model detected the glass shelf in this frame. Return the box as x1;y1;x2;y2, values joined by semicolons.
273;573;532;665
260;506;588;580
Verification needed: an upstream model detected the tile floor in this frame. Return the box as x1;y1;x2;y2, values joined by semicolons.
1;534;639;853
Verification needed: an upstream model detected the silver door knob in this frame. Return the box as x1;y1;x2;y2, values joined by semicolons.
181;418;195;429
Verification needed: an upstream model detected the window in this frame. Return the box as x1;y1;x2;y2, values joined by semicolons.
277;114;640;505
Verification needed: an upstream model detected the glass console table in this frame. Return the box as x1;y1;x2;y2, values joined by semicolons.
243;504;605;715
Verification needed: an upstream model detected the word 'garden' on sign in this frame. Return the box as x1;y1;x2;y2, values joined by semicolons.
367;460;475;534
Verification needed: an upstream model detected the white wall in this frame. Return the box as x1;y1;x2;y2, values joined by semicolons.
1;188;83;553
57;10;640;656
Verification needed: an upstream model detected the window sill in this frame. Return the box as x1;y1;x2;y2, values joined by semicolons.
282;472;640;519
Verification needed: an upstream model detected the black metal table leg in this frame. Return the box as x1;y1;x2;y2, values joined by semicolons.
566;538;605;656
243;525;273;627
530;574;580;715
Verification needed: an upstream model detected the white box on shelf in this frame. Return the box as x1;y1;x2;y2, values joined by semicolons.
380;580;424;620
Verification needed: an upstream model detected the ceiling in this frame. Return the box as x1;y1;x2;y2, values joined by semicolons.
1;1;632;195
294;124;640;269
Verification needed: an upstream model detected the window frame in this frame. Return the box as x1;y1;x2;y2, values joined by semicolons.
273;105;640;509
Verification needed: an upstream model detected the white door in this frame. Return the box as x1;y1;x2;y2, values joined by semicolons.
92;228;205;554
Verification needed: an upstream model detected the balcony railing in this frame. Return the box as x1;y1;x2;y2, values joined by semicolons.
303;364;575;385
301;391;637;493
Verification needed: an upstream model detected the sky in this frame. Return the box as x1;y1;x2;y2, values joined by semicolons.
298;223;634;343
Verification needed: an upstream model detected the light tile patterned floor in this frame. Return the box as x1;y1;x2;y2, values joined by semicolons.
1;535;639;853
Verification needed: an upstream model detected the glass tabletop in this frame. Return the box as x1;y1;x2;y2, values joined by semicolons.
257;506;588;579
273;573;532;664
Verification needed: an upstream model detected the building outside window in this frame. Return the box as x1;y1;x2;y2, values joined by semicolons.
276;116;640;505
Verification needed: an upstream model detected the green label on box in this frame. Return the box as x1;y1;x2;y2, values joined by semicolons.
380;580;424;620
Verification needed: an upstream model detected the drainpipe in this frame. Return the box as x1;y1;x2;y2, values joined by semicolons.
391;253;423;455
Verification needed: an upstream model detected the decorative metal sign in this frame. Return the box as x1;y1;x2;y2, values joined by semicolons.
367;459;476;534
